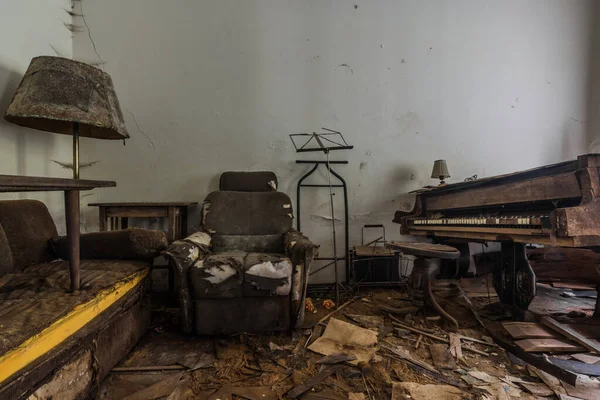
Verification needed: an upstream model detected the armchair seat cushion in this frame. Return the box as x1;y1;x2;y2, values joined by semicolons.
190;251;292;299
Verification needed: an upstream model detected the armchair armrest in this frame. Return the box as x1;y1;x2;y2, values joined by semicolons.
284;230;318;328
51;228;167;261
164;231;211;334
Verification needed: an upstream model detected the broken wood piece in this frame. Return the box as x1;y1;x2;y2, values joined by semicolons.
391;381;465;400
122;372;183;400
389;314;489;356
207;386;277;400
502;321;556;339
389;315;446;342
112;365;186;372
302;389;346;400
348;393;366;400
459;285;579;386
286;364;342;398
315;353;357;365
448;333;463;360
394;328;410;337
558;395;587;400
458;334;499;348
381;342;438;373
404;364;466;389
519;381;554;397
378;325;395;338
571;353;600;365
429;343;456;369
467;370;499;384
166;375;189;400
541;316;600;354
345;314;384;329
515;338;585;353
415;334;423;349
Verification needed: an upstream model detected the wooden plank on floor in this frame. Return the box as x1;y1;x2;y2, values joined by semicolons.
502;322;555;339
503;321;600;340
515;338;585;353
122;373;183;400
571;353;600;365
429;344;456;370
541;316;600;354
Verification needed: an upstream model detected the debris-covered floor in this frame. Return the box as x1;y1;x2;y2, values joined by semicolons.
97;278;600;400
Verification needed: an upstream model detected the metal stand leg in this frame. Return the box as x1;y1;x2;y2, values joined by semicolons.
296;160;350;303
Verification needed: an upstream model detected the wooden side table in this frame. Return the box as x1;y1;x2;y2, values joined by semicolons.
89;202;198;242
89;202;198;294
0;175;116;292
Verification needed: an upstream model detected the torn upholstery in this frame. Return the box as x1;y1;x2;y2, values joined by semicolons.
165;171;317;334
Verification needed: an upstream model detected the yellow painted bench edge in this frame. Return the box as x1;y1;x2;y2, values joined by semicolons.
0;268;149;384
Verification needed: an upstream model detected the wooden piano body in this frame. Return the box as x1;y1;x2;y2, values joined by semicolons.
394;154;600;310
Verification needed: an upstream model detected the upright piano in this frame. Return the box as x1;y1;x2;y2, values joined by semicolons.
394;154;600;310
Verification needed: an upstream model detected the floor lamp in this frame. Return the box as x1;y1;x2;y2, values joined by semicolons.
4;56;129;290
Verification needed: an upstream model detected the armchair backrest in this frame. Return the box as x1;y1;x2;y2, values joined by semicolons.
203;172;292;253
0;200;58;272
219;171;278;192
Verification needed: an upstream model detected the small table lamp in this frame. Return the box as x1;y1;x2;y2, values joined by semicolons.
431;159;450;185
4;56;129;179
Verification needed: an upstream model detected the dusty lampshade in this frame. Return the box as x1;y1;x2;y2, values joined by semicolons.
4;56;129;140
431;159;450;185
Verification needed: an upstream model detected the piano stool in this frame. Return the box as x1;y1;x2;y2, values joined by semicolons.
386;242;461;329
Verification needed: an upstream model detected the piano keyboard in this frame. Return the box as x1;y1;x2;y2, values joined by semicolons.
411;215;544;227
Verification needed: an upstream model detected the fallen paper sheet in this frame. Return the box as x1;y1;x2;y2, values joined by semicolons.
308;318;378;366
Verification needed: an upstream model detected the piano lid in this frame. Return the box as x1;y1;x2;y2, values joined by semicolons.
409;158;581;196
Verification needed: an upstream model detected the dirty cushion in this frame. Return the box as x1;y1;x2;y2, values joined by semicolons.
202;191;293;235
0;259;148;358
219;171;278;192
190;251;246;298
0;200;58;270
0;223;14;277
51;228;168;261
190;251;292;299
243;253;292;297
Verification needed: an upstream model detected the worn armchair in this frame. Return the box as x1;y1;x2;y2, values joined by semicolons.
165;171;318;335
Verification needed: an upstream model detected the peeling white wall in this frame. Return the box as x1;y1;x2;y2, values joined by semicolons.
587;2;600;151
71;0;595;282
0;0;75;232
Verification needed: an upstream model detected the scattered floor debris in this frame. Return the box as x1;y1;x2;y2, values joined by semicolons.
97;280;600;400
391;382;465;400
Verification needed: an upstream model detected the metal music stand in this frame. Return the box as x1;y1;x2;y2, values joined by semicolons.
290;128;353;306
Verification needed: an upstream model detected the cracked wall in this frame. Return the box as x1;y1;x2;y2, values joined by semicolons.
71;0;595;282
